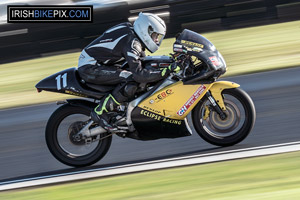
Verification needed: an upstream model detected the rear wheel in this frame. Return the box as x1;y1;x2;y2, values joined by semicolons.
192;88;256;146
46;104;112;167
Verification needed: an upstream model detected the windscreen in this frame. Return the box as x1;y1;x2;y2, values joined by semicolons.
175;29;216;52
174;29;226;72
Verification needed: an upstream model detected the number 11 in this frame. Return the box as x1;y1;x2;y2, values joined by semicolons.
55;73;67;90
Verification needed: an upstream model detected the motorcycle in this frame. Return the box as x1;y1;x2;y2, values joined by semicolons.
36;29;256;167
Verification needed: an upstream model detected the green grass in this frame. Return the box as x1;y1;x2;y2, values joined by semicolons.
1;20;300;109
1;151;300;200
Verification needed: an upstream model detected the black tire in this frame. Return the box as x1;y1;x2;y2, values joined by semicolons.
192;88;256;147
46;104;112;167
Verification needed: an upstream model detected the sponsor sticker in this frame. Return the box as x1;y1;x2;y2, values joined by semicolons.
174;44;183;48
177;85;206;116
149;100;155;104
154;89;173;102
140;109;182;125
209;56;220;67
65;90;87;97
181;40;204;48
192;47;203;52
173;48;183;52
140;109;161;121
142;106;161;114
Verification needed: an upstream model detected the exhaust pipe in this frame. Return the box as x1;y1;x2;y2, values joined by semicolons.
77;121;107;139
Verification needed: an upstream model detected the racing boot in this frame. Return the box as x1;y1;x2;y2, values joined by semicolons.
91;94;120;130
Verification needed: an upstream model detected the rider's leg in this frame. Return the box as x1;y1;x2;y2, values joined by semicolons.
91;82;138;130
78;63;137;129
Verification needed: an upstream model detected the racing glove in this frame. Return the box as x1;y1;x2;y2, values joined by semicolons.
161;63;181;76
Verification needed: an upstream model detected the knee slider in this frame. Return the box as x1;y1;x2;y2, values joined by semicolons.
123;83;138;99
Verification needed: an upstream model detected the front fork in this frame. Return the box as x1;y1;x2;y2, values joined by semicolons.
204;81;240;120
206;91;227;120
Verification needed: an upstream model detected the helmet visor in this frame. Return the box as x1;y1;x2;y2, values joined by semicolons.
151;32;164;46
148;26;164;46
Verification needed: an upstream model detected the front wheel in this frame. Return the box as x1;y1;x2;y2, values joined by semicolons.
46;104;112;167
192;88;256;147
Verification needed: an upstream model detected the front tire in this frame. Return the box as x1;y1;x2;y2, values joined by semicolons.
46;104;112;167
192;88;256;147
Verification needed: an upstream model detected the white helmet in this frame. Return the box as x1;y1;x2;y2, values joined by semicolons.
133;13;166;53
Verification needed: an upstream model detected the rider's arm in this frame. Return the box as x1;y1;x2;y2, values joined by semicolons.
123;38;168;83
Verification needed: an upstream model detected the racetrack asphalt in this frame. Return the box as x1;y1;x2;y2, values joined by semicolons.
0;67;300;182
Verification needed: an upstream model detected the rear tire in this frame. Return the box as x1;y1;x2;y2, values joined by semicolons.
192;88;256;147
46;104;112;167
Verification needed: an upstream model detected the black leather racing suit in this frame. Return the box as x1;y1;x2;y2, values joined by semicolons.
78;22;169;128
78;22;166;90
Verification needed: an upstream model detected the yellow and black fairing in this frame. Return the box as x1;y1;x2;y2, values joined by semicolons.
131;80;240;140
131;29;239;139
131;29;238;140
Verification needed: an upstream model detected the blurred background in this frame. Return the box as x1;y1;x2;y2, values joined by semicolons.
1;0;300;63
1;0;300;109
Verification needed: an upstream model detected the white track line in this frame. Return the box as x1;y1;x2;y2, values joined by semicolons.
1;141;300;191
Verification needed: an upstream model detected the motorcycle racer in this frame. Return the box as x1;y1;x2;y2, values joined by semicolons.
77;13;178;130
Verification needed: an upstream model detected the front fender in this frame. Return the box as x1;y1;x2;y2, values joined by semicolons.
209;81;240;110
